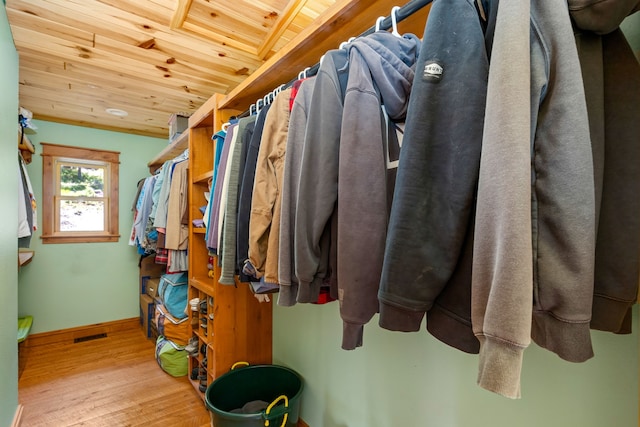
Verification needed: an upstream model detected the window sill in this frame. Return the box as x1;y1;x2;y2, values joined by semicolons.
41;234;120;244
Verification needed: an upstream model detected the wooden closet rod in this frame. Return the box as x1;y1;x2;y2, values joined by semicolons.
235;0;434;119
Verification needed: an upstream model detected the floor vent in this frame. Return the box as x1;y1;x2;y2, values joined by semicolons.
73;333;107;343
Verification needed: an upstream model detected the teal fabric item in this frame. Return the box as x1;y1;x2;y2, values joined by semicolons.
158;272;188;319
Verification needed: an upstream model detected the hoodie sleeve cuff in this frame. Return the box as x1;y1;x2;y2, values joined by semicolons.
476;335;526;399
378;301;425;332
297;278;322;304
277;283;299;307
342;321;364;350
590;294;635;334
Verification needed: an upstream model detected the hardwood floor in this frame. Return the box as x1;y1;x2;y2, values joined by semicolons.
18;326;211;427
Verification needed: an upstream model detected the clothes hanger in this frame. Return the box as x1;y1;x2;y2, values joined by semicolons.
340;36;357;49
375;16;385;32
249;103;255;116
298;66;311;80
271;84;282;99
391;6;402;37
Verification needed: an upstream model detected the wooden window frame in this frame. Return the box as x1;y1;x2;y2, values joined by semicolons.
41;143;120;244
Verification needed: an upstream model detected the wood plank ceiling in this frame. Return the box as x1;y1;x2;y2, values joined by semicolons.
6;0;336;139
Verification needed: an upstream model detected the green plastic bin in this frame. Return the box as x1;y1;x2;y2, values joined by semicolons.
205;363;303;427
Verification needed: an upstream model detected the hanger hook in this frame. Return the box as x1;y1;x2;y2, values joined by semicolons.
249;103;255;116
375;16;385;32
298;67;310;80
391;6;401;37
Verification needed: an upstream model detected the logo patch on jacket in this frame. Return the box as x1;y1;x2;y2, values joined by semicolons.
423;61;443;83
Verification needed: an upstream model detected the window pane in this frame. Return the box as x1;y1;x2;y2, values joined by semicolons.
60;200;105;231
41;144;120;243
60;164;105;197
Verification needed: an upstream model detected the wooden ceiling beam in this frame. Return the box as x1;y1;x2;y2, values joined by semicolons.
8;0;262;66
170;0;192;30
179;21;259;56
257;0;309;59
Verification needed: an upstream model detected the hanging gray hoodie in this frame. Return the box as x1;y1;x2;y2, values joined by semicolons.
338;32;420;350
473;0;595;398
378;0;491;356
294;49;349;305
278;77;315;306
570;1;640;334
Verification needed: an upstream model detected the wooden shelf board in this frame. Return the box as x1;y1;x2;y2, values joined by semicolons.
192;328;210;344
147;131;188;170
18;129;35;154
194;170;213;184
190;278;215;295
18;250;34;267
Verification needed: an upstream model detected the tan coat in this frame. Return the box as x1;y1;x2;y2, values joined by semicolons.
248;88;292;283
164;160;189;251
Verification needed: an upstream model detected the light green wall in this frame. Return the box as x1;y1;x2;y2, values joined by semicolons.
0;4;18;426
274;304;638;427
18;121;166;333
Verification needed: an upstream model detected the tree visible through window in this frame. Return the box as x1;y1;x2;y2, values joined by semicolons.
58;161;107;231
41;143;120;244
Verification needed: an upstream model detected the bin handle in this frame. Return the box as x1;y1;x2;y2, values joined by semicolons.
231;361;249;370
263;395;289;427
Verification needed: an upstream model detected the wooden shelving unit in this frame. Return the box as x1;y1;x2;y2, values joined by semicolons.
185;94;273;399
